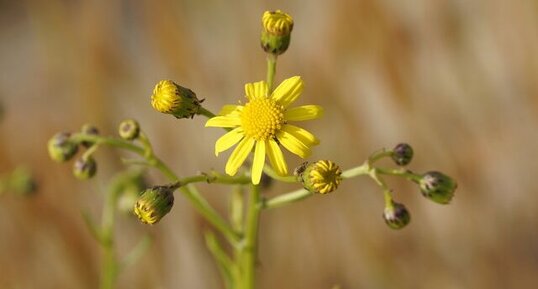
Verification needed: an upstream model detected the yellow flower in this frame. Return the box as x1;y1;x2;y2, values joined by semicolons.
206;76;323;185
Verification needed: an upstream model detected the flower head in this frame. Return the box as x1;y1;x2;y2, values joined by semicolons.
206;76;323;184
134;183;179;225
297;160;342;194
151;80;202;119
261;10;294;55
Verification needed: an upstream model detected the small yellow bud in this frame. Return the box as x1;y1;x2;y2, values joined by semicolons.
151;80;202;119
133;183;179;225
261;10;294;55
297;160;342;194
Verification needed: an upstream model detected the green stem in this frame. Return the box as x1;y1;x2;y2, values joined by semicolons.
198;107;217;118
375;167;422;182
239;184;262;289
262;165;296;183
99;185;121;289
262;188;312;209
266;54;277;92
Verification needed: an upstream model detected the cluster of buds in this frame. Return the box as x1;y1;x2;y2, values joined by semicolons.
47;120;146;181
47;124;100;180
379;143;457;229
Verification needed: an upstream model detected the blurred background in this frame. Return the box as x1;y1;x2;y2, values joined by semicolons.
1;0;538;288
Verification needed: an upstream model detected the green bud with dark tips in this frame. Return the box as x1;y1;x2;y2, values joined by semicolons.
383;201;411;229
419;171;457;204
118;119;140;141
48;132;78;162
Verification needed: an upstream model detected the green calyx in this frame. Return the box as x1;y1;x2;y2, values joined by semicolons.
261;31;291;55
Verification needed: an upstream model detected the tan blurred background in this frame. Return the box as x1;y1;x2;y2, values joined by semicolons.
2;0;538;288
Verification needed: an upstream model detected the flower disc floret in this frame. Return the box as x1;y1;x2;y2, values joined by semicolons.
241;98;284;141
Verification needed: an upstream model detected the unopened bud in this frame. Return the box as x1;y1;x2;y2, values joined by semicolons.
73;156;97;180
419;171;457;204
151;80;202;119
392;143;413;166
297;160;342;194
260;10;294;55
383;201;411;229
134;183;179;224
80;123;100;148
48;132;78;162
118;119;140;141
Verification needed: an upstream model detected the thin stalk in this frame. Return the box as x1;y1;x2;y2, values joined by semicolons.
266;54;277;92
198;107;217;118
262;165;296;183
99;187;121;289
239;184;262;289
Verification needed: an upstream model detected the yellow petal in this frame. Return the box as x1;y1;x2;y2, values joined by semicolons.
272;76;304;108
266;140;288;176
218;105;243;116
284;105;324;121
282;124;320;145
251;141;266;185
205;115;241;128
215;127;244;156
245;81;268;100
276;129;311;158
225;137;255;176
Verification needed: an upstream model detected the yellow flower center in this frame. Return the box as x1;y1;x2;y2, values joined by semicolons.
152;80;181;114
240;97;284;141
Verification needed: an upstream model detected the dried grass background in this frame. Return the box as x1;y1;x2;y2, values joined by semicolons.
1;0;538;288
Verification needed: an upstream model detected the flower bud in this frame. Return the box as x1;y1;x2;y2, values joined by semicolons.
391;143;413;166
47;132;78;162
73;156;97;180
383;201;411;229
80;123;100;148
419;171;457;204
261;10;293;55
134;183;179;224
297;160;342;194
118;119;140;141
151;80;202;119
